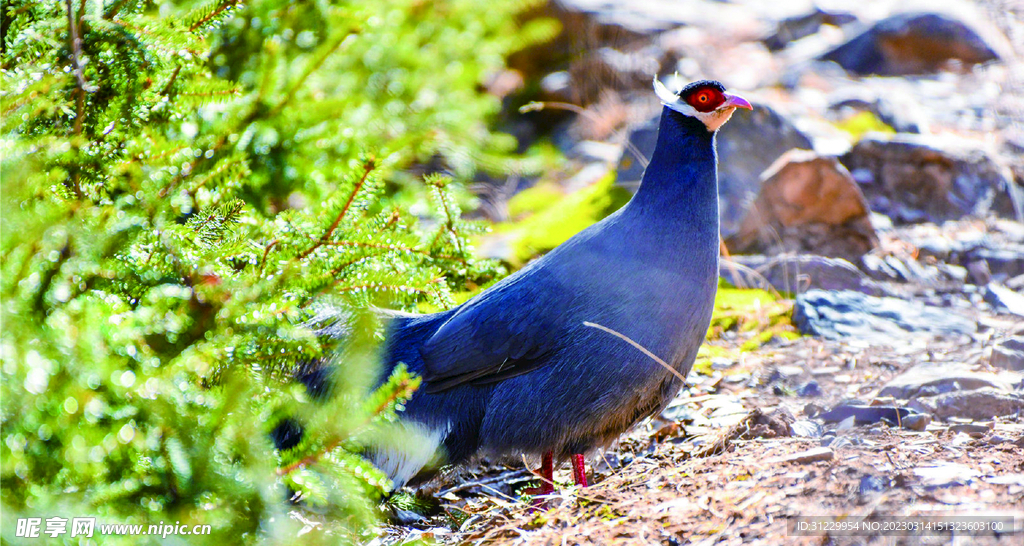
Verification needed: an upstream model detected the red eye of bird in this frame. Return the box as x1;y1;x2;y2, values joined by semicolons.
685;87;725;113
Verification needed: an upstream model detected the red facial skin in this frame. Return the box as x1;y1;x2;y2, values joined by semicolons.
683;86;726;112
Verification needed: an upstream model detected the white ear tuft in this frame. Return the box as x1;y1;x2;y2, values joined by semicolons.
653;77;680;108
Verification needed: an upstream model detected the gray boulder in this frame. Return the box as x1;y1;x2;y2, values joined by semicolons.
991;337;1024;371
879;362;1020;399
720;255;887;296
840;134;1019;225
820;12;1000;76
793;289;976;342
909;388;1024;421
984;283;1024;317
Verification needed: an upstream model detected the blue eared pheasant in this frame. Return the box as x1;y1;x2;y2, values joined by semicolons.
278;79;752;496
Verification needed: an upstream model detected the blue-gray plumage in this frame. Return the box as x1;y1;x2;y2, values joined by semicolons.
365;79;752;490
274;79;752;492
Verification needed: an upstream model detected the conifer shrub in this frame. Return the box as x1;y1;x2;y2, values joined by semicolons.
1;0;555;542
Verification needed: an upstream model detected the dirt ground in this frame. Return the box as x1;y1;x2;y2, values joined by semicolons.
371;305;1024;545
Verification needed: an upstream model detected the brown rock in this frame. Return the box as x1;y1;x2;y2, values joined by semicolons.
726;149;878;261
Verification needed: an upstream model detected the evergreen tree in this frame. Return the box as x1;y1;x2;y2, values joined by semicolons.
1;0;555;542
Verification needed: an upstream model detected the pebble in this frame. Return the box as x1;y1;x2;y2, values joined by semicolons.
797;380;822;397
768;447;834;465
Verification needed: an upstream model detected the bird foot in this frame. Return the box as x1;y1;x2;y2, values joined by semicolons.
571;453;588;487
524;451;555;509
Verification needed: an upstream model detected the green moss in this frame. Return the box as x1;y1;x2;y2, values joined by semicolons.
496;172;630;265
506;182;566;218
709;286;778;333
696;284;800;366
835;111;895;140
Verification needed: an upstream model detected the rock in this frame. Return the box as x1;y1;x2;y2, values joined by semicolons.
817;404;924;429
912;462;979;489
972;249;1024;282
908;387;1024;421
746;407;796;439
878;362;1021;399
991;337;1024;371
968;259;993;285
791;419;823;438
726;150;878;261
763;8;857;52
901;413;931;431
820;12;1001;76
983;283;1024;317
768;447;834;465
618;103;813;238
949;423;993;438
793;289;976;342
824;436;854;449
797;381;822;397
721;254;888;296
858;475;890;496
840;134;1018;225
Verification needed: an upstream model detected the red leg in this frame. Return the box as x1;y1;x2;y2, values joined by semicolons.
538;451;555;495
524;451;555;499
571;453;588;487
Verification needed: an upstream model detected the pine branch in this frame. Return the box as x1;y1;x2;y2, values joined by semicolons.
297;159;376;260
186;0;243;32
64;0;87;198
265;26;360;118
159;66;182;96
323;240;464;263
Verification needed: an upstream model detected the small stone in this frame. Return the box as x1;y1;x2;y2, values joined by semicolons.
839;134;1017;224
769;447;834;465
791;419;823;438
818;404;922;427
913;463;980;489
859;475;889;496
901;414;931;431
948;423;993;437
950;432;974;447
984;283;1024;317
797;380;822;397
804;403;824;417
991;337;1024;371
825;436;854;449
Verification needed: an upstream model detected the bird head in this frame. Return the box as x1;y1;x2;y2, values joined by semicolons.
654;78;753;132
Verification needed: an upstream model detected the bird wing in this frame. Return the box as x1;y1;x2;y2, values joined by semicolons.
418;266;572;393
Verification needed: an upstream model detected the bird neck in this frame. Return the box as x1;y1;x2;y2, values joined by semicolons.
627;108;720;231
